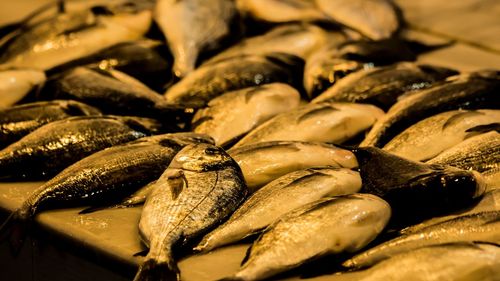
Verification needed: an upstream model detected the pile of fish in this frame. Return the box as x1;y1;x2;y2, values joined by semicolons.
0;0;498;281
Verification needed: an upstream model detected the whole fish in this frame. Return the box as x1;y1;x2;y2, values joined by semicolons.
224;194;391;281
191;83;301;147
40;67;170;118
384;110;500;161
164;53;304;109
0;100;101;148
236;0;326;24
352;147;486;223
233;102;384;148
361;70;500;148
0;2;152;70
0;69;46;108
155;0;241;78
47;40;172;93
343;211;500;269
312;63;458;111
228;141;358;192
330;243;500;281
134;143;247;281
428;130;500;174
3;133;213;230
315;0;400;40
195;167;362;252
0;115;160;179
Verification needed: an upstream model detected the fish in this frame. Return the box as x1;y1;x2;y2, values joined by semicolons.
164;52;304;109
384;110;500;161
360;70;500;148
195;167;362;252
427;130;500;174
352;147;486;223
223;194;391;281
329;243;500;281
46;40;172;93
0;100;101;148
155;0;241;78
0;69;46;108
228;141;358;192
0;2;152;70
191;83;301;147
312;63;458;111
400;189;500;234
40;67;172;118
315;0;400;40
233;102;384;148
0;115;161;179
236;0;327;24
343;211;500;269
134;143;247;281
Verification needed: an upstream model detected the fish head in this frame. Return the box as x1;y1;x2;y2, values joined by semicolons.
169;143;234;172
166;133;215;146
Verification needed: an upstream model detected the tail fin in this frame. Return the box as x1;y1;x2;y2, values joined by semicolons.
0;209;29;256
133;257;179;281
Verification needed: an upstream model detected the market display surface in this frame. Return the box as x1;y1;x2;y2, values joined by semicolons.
0;0;499;281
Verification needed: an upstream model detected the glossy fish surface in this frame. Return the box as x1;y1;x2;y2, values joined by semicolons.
233;102;384;148
196;167;361;252
0;100;101;148
225;194;391;281
191;83;301;147
236;0;326;24
135;143;247;281
0;69;46;108
229;141;358;192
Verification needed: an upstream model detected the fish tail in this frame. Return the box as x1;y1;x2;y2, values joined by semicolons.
0;207;31;255
133;254;179;281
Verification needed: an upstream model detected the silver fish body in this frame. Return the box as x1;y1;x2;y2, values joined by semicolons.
343;211;500;269
135;143;247;281
233;102;384;148
196;167;361;252
191;83;301;147
229;141;358;192
155;0;240;77
0;69;46;108
236;0;326;23
226;194;391;281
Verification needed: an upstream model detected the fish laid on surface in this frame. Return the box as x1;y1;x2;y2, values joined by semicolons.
236;0;326;24
155;0;240;78
229;141;358;192
196;167;361;252
384;110;500;161
361;70;500;148
0;100;101;148
134;143;247;281
191;83;301;147
312;63;458;111
0;69;46;108
352;147;486;223
164;53;304;109
0;2;152;70
0;115;160;179
315;0;400;40
224;194;391;281
233;102;384;148
343;211;500;269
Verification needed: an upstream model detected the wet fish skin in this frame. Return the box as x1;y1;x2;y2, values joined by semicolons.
0;69;46;108
236;0;327;24
135;143;247;281
0;100;101;148
352;147;486;223
312;63;458;111
343;211;500;269
233;102;384;148
316;0;400;40
0;115;159;179
228;141;358;192
155;0;241;78
361;70;500;148
195;167;362;252
164;52;305;109
384;110;500;161
225;194;391;281
191;83;301;147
